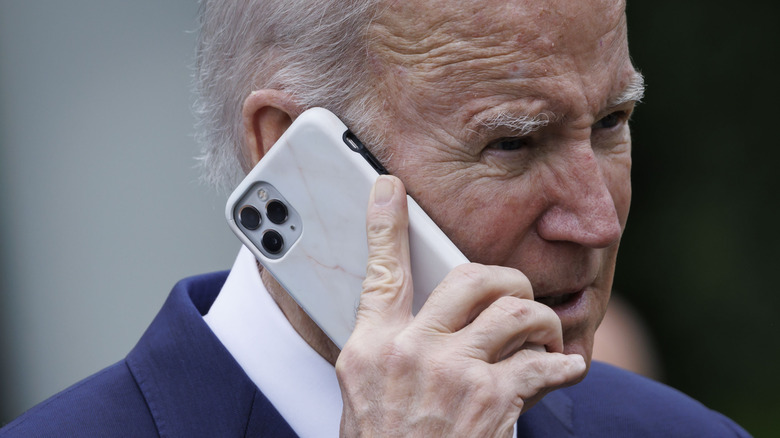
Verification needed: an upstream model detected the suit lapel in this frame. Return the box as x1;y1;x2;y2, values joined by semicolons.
126;272;297;437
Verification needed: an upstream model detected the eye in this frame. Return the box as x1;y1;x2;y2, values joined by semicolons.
592;111;628;130
487;137;531;151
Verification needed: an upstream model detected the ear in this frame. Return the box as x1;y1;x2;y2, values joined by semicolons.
242;90;304;166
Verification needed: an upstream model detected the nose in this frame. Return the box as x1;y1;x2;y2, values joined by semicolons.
535;143;625;249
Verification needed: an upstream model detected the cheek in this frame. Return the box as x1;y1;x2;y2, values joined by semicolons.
405;174;540;266
601;153;632;228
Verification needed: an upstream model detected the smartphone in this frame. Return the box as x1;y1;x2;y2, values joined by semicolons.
226;107;468;348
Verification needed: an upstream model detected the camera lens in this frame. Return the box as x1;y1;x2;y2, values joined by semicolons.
266;200;288;224
239;206;261;230
262;230;284;254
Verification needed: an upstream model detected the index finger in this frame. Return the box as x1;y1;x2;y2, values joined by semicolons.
412;263;534;334
355;175;414;328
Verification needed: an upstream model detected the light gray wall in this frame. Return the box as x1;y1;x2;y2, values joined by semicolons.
0;1;239;421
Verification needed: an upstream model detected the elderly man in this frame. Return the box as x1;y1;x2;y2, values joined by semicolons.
0;0;750;436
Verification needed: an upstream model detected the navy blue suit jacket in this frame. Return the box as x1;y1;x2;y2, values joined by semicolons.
0;272;751;437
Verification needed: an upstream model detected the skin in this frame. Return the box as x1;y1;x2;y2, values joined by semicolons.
242;0;642;435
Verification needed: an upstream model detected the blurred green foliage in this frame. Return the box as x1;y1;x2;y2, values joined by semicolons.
617;1;780;435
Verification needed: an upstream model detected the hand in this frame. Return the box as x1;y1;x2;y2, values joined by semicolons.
336;175;587;437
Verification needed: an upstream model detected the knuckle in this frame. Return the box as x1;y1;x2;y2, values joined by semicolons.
366;214;394;240
334;353;352;379
517;352;580;390
362;255;406;297
378;336;419;374
450;263;493;289
462;364;496;388
424;263;490;304
337;334;429;386
492;296;532;320
337;335;417;379
445;264;532;299
365;209;405;247
524;355;548;378
462;367;502;408
335;342;371;380
516;357;547;391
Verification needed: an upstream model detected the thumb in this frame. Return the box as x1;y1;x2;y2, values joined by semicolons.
356;175;414;328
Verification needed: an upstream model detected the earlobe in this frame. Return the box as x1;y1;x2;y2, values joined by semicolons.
242;90;302;167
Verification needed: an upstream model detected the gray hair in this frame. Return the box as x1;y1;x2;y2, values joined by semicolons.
193;0;385;192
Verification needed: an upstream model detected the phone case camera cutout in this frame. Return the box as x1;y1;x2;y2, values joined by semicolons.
233;182;303;259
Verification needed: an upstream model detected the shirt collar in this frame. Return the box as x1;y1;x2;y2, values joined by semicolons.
204;246;343;438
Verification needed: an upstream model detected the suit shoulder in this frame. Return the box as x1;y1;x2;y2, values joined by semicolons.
0;360;158;437
565;362;751;437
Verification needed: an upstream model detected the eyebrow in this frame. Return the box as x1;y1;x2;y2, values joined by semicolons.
608;71;646;108
476;111;553;137
473;71;646;137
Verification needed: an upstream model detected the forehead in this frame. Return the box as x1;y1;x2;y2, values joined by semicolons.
369;0;634;125
376;0;626;46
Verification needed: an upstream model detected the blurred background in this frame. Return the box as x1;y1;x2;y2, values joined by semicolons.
0;0;237;426
616;1;780;435
0;0;777;436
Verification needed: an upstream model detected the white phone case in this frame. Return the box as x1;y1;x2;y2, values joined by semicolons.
226;107;468;348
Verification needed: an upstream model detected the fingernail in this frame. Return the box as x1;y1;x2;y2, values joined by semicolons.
374;176;394;205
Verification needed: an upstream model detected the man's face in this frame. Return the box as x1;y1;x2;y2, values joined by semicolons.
366;0;640;363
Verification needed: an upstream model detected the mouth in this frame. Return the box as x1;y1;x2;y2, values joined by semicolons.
534;290;583;310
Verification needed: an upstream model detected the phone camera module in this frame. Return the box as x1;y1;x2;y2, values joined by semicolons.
262;230;284;254
266;200;289;225
239;206;261;230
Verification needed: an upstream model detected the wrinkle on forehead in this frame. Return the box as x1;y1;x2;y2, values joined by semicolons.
373;0;627;61
369;5;523;85
369;0;633;134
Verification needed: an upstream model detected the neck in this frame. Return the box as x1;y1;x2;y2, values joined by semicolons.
259;267;341;365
